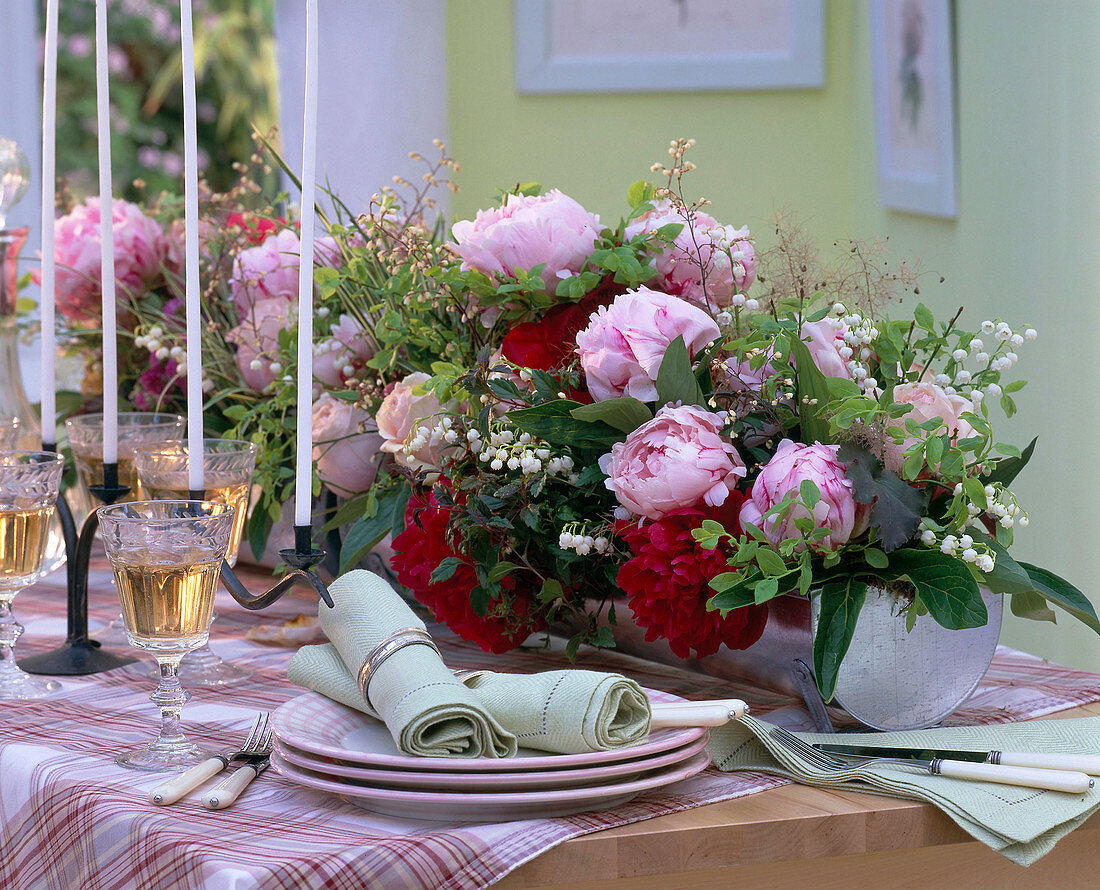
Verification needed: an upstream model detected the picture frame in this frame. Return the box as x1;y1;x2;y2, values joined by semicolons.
514;0;825;94
868;0;958;217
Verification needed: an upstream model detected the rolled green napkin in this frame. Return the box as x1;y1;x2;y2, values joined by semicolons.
710;713;1100;865
291;644;651;755
289;570;516;758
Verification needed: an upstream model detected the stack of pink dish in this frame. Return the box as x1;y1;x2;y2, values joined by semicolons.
272;689;711;821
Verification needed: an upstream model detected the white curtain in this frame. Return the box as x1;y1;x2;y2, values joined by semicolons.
275;0;448;218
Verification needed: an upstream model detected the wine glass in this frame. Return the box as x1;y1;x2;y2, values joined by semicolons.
67;412;184;643
134;439;258;686
0;450;65;699
98;500;233;771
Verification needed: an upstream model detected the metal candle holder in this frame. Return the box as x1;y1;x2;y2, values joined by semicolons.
20;459;334;678
20;459;138;676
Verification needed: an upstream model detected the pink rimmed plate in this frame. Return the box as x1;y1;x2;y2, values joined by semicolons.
271;748;712;822
273;731;710;791
272;689;706;772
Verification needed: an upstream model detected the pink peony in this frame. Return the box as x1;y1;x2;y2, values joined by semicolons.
314;314;376;388
575;286;720;402
599;404;746;521
229;228;341;318
312;393;383;495
375;372;453;474
884;382;977;473
625;199;755;309
798;318;853;379
739;440;869;551
37;197;174;323
225;297;293;392
450;189;602;295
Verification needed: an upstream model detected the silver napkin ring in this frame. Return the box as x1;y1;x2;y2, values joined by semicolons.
357;628;440;708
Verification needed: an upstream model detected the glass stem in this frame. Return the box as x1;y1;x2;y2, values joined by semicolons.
151;656;191;749
0;595;23;676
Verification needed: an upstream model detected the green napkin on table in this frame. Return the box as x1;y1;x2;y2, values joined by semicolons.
711;713;1100;865
288;570;652;756
288;570;517;758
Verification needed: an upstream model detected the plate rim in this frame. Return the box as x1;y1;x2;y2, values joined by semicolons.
272;689;706;771
271;747;712;807
273;732;711;789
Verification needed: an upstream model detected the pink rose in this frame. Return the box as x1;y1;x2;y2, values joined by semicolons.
625;199;755;309
312;393;383;495
314;314;376;388
229;229;342;318
884;382;977;473
37;197;173;323
450;189;602;294
376;372;454;474
599;404;746;520
798;318;853;379
225;297;292;391
576;286;720;402
740;440;869;551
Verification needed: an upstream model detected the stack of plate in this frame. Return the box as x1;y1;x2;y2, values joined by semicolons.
271;689;711;821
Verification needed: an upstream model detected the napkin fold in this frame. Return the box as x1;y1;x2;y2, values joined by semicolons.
287;571;652;756
289;570;517;758
710;713;1100;865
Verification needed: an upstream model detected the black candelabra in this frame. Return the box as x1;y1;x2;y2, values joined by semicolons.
20;453;333;678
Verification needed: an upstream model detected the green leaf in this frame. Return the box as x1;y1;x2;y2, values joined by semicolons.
655;335;706;407
864;547;889;569
1017;562;1100;634
487;561;519;583
981;436;1037;488
913;302;935;331
755;548;788;576
626;179;649;207
814;579;867;702
538;577;564;603
754;578;779;604
883;549;987;629
799;479;820;510
967;530;1033;595
508;400;622;448
571;397;653;433
838;444;927;551
787;333;833;445
1010;591;1057;623
429;556;466;584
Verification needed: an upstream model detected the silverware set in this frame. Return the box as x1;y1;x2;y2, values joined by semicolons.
766;723;1095;794
151;713;272;809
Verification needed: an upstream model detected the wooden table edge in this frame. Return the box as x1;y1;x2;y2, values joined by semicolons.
496;701;1100;888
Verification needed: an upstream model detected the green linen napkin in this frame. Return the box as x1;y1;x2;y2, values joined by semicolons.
290;643;652;756
288;570;517;758
283;572;651;752
711;713;1100;865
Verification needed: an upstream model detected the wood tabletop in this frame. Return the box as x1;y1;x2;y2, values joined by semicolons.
496;701;1100;890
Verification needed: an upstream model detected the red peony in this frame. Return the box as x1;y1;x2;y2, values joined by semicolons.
616;491;767;659
500;288;618;372
391;490;546;654
227;211;285;246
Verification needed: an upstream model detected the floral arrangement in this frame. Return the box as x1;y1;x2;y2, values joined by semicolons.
47;135;1099;696
347;140;1099;697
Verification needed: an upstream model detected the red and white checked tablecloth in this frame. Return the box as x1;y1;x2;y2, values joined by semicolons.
3;559;1100;890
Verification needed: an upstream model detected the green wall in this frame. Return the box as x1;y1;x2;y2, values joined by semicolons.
448;0;1100;670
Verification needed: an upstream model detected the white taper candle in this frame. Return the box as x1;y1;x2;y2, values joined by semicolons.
294;0;319;529
40;0;58;447
95;0;118;465
179;0;203;491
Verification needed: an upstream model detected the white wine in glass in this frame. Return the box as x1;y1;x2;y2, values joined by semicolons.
141;480;250;566
0;451;65;700
99;500;233;772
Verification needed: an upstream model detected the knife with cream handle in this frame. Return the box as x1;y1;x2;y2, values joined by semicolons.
816;744;1100;777
649;699;748;728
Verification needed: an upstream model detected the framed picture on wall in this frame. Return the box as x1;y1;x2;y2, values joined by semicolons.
514;0;824;93
869;0;958;217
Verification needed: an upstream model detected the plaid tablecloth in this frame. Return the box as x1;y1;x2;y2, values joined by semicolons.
3;560;1100;890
